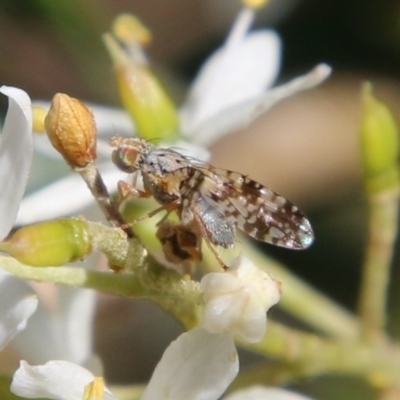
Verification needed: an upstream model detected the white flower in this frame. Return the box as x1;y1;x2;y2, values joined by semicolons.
10;330;315;400
11;360;117;400
0;86;37;353
201;254;281;343
11;328;238;400
179;6;331;146
0;86;33;240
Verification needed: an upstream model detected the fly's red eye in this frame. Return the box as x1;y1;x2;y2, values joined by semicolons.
112;147;140;173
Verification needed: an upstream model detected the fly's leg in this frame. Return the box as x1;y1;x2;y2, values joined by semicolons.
133;201;180;224
117;174;182;228
117;179;152;207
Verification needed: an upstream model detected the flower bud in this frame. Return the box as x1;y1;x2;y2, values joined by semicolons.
113;14;152;46
103;32;179;142
201;255;281;343
0;218;92;266
45;93;97;168
361;83;400;193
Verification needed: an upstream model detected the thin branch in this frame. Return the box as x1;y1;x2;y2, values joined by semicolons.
232;321;400;388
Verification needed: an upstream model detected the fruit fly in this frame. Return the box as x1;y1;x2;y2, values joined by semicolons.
110;137;314;266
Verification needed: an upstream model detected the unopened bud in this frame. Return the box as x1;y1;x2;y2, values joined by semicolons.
0;218;92;266
113;14;152;46
361;83;400;193
45;93;97;168
201;255;281;343
103;33;179;142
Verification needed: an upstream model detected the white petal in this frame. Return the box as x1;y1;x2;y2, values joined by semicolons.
0;86;33;240
10;360;118;400
201;255;281;343
192;64;331;146
16;162;120;225
224;386;315;400
141;327;238;400
0;269;37;350
180;30;281;136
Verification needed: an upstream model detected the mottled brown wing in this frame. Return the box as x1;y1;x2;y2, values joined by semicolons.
195;166;314;250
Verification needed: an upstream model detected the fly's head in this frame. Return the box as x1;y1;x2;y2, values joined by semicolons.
110;136;150;173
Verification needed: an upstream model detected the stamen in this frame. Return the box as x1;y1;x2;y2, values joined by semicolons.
83;377;105;400
242;0;270;10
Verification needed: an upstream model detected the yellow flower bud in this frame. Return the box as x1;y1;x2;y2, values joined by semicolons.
113;14;152;46
45;93;97;168
361;83;400;193
103;33;179;142
0;219;92;266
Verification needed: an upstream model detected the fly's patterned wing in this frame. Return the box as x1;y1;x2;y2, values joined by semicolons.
191;166;314;250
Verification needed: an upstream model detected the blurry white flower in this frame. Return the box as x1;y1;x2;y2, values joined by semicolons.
11;326;314;400
11;360;117;400
0;86;33;239
0;269;37;350
0;85;37;356
179;6;330;146
201;254;281;343
11;329;314;400
11;328;238;400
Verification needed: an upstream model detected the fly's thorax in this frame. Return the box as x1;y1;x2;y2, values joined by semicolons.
140;149;195;204
141;148;191;177
142;172;181;205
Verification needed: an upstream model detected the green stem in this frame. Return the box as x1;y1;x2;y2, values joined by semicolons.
0;255;202;330
358;189;399;340
232;321;400;389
